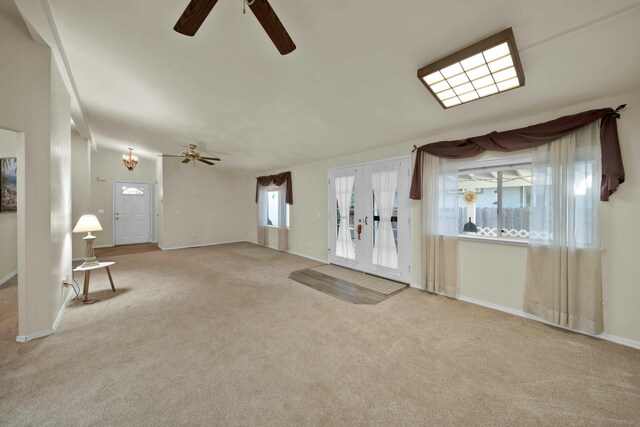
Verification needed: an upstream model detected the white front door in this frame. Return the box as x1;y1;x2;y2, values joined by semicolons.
114;182;152;245
328;157;411;283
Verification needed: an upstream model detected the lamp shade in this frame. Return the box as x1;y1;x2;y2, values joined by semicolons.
73;215;103;233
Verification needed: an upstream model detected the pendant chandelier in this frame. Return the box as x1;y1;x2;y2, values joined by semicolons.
122;147;139;171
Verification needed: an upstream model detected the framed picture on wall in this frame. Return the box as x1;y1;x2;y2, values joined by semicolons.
0;158;17;212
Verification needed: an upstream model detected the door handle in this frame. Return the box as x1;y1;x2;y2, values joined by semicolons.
365;216;368;225
115;212;120;220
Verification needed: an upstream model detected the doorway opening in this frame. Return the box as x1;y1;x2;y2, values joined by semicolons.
0;128;20;340
327;156;411;283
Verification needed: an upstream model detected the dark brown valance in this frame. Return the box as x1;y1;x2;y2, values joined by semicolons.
410;106;626;202
256;171;293;205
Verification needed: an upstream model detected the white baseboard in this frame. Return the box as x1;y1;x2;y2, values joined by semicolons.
52;287;75;332
147;241;327;266
286;250;327;264
158;240;247;251
457;295;640;350
0;270;17;287
240;242;327;264
16;287;75;343
457;295;526;318
598;334;640;350
16;329;52;343
94;244;114;249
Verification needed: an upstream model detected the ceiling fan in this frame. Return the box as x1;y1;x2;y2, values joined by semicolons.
160;144;221;165
173;0;296;55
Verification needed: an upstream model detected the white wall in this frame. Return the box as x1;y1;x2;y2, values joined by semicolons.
0;10;72;338
160;159;251;249
458;241;527;310
0;128;18;283
257;90;640;344
71;130;91;259
48;56;72;323
599;98;640;344
91;147;157;247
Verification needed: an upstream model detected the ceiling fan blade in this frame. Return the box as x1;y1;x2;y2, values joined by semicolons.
159;154;185;157
197;158;215;165
182;158;191;164
248;0;296;55
174;0;220;36
199;156;221;161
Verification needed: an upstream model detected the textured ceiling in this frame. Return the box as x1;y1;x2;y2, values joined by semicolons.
48;0;640;172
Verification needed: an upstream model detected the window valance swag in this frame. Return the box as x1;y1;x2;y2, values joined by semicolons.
255;171;293;205
410;106;626;202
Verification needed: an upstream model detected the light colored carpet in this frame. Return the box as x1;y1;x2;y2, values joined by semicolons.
311;264;406;294
0;242;639;426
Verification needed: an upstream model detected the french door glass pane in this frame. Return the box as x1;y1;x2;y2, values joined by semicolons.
335;175;356;260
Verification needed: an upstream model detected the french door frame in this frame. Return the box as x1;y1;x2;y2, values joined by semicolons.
327;155;412;283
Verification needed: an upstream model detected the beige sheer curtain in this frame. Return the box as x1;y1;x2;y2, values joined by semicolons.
277;184;288;252
257;185;269;246
421;153;459;297
371;167;399;269
524;122;603;334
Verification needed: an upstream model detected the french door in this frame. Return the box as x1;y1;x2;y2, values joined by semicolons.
114;182;152;245
328;157;411;283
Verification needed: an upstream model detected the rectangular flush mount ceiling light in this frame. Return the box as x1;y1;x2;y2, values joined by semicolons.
417;27;525;109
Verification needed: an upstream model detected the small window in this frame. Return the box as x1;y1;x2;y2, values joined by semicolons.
267;190;290;227
122;186;144;195
458;156;531;240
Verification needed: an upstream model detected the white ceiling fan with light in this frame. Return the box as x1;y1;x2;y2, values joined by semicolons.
159;144;221;166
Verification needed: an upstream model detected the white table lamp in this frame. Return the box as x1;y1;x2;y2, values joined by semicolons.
73;215;103;268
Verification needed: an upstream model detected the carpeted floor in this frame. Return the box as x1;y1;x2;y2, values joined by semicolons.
0;242;639;426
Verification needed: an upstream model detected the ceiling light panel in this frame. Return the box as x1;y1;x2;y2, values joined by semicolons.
417;28;525;109
443;97;461;108
447;73;469;87
430;80;450;93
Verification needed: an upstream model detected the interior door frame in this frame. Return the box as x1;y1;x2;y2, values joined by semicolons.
327;155;412;283
113;181;153;246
